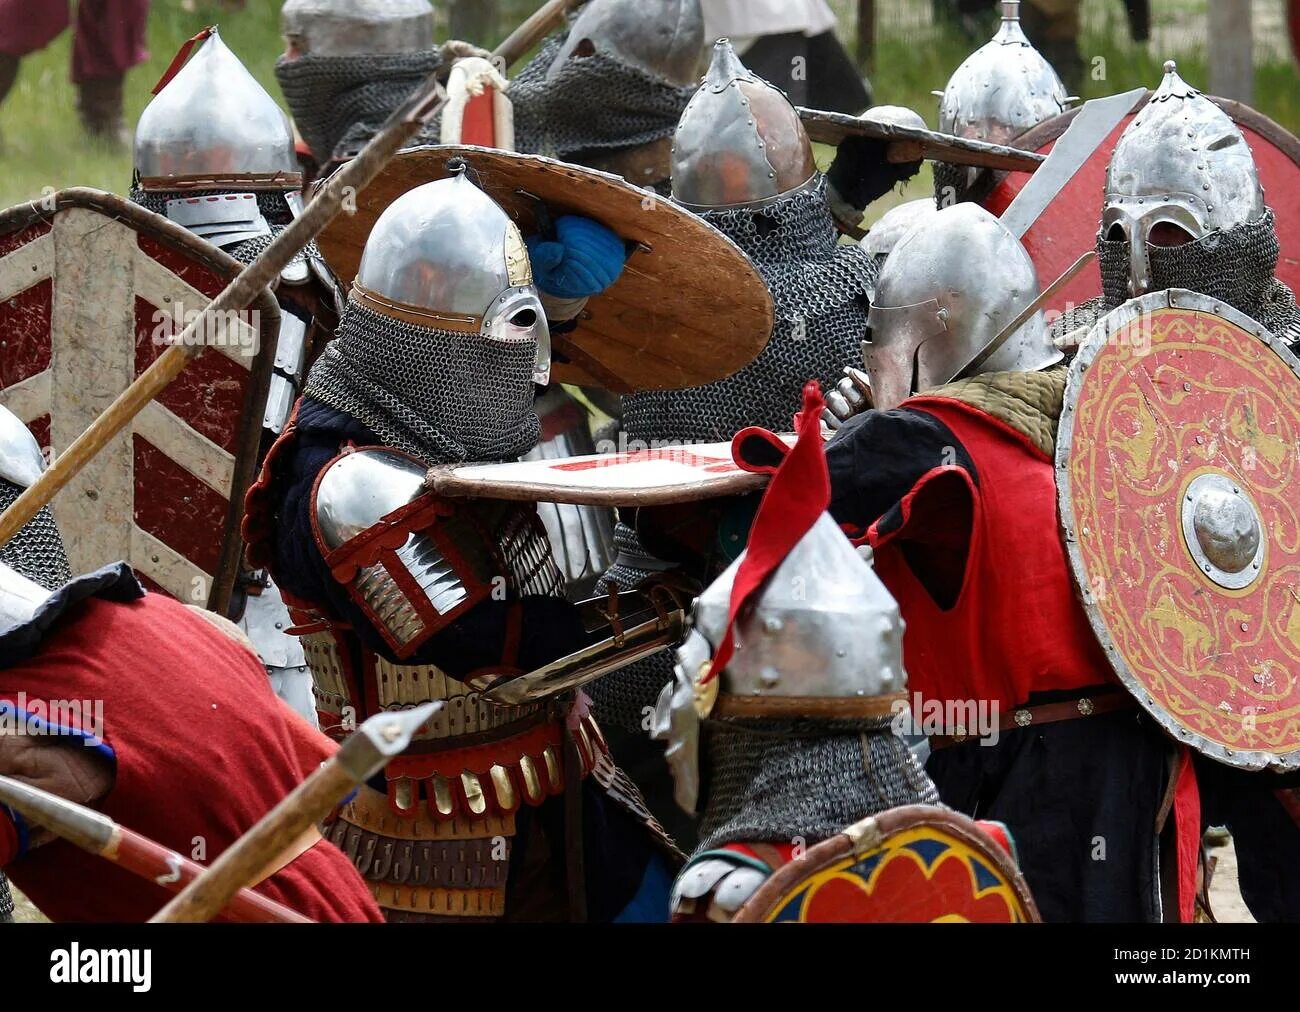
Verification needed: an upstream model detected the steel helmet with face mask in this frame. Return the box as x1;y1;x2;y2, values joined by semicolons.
354;172;551;386
863;202;1060;411
1101;60;1266;299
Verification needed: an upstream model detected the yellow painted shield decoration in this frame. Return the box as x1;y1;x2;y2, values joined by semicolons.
1058;290;1300;770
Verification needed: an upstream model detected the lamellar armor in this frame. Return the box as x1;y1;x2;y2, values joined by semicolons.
1094;61;1300;347
510;0;705;191
246;175;660;920
131;29;338;723
591;39;877;736
933;1;1071;205
525;387;615;600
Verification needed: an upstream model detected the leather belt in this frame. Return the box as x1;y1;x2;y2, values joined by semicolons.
928;690;1134;750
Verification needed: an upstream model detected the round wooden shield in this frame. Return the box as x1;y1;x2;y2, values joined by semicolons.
317;145;774;394
1058;290;1300;770
797;106;1045;174
732;806;1040;923
982;95;1300;316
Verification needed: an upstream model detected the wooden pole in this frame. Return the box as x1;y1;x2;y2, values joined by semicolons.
1209;0;1254;104
151;704;438;923
0;775;312;924
857;0;876;74
0;79;447;551
496;0;590;68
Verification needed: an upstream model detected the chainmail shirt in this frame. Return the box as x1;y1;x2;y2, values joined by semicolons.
695;716;939;853
510;34;696;161
0;479;71;592
303;300;540;465
275;51;443;165
623;176;877;444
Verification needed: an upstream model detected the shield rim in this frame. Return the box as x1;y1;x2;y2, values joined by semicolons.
1010;91;1300;169
316;144;776;393
731;804;1041;923
0;187;280;614
1057;288;1300;771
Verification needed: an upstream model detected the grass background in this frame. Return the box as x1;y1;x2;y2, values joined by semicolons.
4;0;1285;924
0;0;1296;216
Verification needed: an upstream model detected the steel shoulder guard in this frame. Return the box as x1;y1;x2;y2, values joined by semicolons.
311;447;500;658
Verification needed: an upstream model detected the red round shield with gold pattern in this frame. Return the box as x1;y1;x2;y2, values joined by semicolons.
732;806;1040;923
1058;291;1300;769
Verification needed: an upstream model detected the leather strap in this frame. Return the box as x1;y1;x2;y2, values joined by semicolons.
713;692;908;720
929;690;1134;750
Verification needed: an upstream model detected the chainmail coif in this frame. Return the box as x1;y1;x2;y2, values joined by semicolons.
511;34;696;161
275;51;443;165
623;176;877;444
303;300;540;465
128;184;322;269
696;716;939;854
1051;210;1300;351
1098;209;1300;347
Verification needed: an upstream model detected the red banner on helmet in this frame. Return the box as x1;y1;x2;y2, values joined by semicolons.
705;381;828;682
151;25;215;95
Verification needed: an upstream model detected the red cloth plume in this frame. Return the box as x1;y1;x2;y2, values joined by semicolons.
703;381;829;682
150;25;215;95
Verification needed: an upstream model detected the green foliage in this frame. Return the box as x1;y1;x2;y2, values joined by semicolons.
0;0;1295;215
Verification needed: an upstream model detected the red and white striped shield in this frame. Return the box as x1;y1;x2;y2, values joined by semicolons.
0;188;278;611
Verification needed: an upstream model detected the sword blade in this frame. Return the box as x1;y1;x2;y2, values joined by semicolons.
952;250;1097;381
1000;88;1145;240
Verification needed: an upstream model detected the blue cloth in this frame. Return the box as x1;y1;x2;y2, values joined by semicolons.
613;851;675;923
525;216;627;300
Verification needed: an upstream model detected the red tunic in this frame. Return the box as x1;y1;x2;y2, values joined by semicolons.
0;0;149;81
864;394;1115;710
0;591;383;923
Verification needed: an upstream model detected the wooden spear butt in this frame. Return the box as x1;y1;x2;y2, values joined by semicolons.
115;826;313;924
